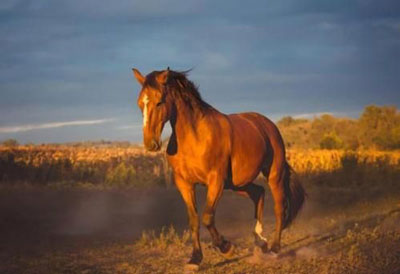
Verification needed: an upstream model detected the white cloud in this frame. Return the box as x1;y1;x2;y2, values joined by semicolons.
292;112;334;119
116;124;142;130
0;119;114;134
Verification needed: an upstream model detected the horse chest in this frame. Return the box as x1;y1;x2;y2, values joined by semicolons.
167;153;207;183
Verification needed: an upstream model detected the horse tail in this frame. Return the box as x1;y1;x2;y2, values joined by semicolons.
282;162;306;230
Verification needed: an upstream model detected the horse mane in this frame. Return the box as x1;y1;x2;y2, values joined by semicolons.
144;69;212;112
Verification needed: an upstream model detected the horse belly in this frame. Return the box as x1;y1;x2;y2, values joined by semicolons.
229;115;266;186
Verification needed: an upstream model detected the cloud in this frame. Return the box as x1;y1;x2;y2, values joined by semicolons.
117;124;142;130
292;112;334;119
291;111;360;119
0;118;114;133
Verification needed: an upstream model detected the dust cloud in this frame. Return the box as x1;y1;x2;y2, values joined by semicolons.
1;182;398;262
0;185;268;254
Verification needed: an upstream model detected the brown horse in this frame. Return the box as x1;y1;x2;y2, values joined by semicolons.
132;68;305;269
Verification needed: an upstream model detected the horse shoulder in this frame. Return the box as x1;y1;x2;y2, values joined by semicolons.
166;112;231;184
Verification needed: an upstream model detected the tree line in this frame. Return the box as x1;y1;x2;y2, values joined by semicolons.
277;105;400;150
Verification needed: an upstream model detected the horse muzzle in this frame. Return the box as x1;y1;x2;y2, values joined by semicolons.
145;138;161;152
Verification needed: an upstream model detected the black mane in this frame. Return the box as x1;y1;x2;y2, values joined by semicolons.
144;69;211;112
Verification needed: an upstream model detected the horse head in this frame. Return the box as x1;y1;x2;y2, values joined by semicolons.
132;68;172;152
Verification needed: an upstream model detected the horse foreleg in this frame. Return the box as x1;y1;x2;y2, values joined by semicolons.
232;183;268;253
175;176;202;269
202;176;234;258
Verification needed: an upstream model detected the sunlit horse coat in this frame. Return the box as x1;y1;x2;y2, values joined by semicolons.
132;68;305;270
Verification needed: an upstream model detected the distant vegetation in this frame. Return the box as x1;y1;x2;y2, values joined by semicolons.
0;145;399;189
277;105;400;150
1;138;19;147
0;105;399;188
0;145;170;188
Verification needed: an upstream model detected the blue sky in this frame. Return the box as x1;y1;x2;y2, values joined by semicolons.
1;0;399;143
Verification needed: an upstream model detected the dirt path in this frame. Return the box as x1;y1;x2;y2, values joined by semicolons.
0;186;399;274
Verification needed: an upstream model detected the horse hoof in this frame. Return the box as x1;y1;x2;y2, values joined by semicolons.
253;246;279;260
184;263;199;273
260;242;269;253
253;232;269;253
221;243;235;259
270;243;280;254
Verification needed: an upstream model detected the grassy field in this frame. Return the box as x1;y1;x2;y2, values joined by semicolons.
1;145;400;188
0;144;168;187
1;146;400;273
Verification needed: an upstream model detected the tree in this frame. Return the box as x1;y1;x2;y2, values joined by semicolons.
277;116;295;127
105;162;137;186
2;139;19;147
359;105;400;149
320;132;343;150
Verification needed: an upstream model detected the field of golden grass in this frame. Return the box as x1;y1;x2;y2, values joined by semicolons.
2;146;399;172
1;145;399;188
287;149;400;174
0;145;167;187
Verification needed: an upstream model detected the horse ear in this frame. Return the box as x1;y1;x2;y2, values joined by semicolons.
132;68;145;86
156;70;169;86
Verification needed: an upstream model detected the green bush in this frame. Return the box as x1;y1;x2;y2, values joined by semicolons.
105;162;137;187
320;132;344;150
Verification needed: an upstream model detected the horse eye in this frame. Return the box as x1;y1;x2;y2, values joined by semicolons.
156;101;163;107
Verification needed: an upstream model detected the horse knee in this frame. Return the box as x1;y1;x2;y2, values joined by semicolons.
187;212;199;231
202;212;214;227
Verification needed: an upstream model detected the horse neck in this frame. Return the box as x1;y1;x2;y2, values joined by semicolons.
170;98;210;141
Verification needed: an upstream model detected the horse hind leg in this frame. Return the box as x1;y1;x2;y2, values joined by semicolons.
232;183;268;253
263;167;285;254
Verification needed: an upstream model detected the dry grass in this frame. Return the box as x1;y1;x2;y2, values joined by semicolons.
287;149;400;174
0;145;167;187
1;145;400;189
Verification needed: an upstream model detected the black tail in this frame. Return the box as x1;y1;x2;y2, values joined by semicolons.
282;162;306;229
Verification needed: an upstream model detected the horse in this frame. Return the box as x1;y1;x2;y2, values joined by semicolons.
131;67;305;270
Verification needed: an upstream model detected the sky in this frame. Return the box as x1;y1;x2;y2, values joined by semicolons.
1;0;400;144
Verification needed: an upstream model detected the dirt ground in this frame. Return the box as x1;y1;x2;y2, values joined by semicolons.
0;183;399;274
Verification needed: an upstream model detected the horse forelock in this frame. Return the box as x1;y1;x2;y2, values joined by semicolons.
142;71;160;89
